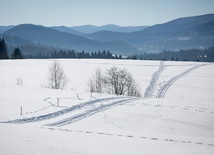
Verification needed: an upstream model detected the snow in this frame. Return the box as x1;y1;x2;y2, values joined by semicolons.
0;59;214;154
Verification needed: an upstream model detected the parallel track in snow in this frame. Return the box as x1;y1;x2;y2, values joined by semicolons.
2;97;130;124
144;61;165;98
156;64;205;99
46;97;139;127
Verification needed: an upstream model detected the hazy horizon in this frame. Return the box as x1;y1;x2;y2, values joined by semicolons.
0;0;214;27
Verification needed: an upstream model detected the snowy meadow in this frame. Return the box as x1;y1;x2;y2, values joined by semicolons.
0;59;214;155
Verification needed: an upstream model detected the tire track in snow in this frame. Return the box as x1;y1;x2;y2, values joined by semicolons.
144;61;165;98
1;97;129;124
156;64;206;99
46;97;139;127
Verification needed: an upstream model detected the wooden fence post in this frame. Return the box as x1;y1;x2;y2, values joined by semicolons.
20;106;22;116
57;98;59;106
77;94;80;100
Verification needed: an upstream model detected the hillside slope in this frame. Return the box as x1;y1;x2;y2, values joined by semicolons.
87;14;214;52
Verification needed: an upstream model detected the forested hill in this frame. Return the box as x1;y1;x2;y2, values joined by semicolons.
3;24;138;56
87;14;214;53
1;14;214;56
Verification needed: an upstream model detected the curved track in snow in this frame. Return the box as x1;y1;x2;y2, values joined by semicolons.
2;97;131;124
144;61;165;98
156;64;205;99
46;97;139;127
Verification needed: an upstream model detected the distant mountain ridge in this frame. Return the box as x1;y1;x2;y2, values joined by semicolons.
3;24;139;55
50;26;85;36
87;14;214;52
0;25;14;34
1;14;214;55
0;24;147;34
127;14;214;52
70;24;148;34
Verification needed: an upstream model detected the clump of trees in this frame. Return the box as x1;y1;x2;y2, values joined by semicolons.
0;38;24;59
88;67;141;97
46;60;69;89
11;47;24;59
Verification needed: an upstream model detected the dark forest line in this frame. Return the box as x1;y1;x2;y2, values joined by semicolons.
129;47;214;62
27;50;123;59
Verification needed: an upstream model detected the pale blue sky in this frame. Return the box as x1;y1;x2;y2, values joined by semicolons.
0;0;214;26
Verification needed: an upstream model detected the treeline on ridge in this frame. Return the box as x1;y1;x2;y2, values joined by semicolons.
28;50;123;59
1;37;214;62
0;37;123;59
130;47;214;62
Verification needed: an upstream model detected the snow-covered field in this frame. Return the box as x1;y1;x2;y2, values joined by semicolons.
0;59;213;155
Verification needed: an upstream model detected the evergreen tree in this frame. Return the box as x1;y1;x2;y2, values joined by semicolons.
11;47;24;59
98;51;101;58
0;38;9;59
102;50;107;58
132;55;137;60
107;51;112;59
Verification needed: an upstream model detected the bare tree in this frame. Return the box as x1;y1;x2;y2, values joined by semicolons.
104;66;141;97
87;68;103;93
87;66;141;97
88;78;95;93
105;67;128;95
126;76;141;97
47;60;68;89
